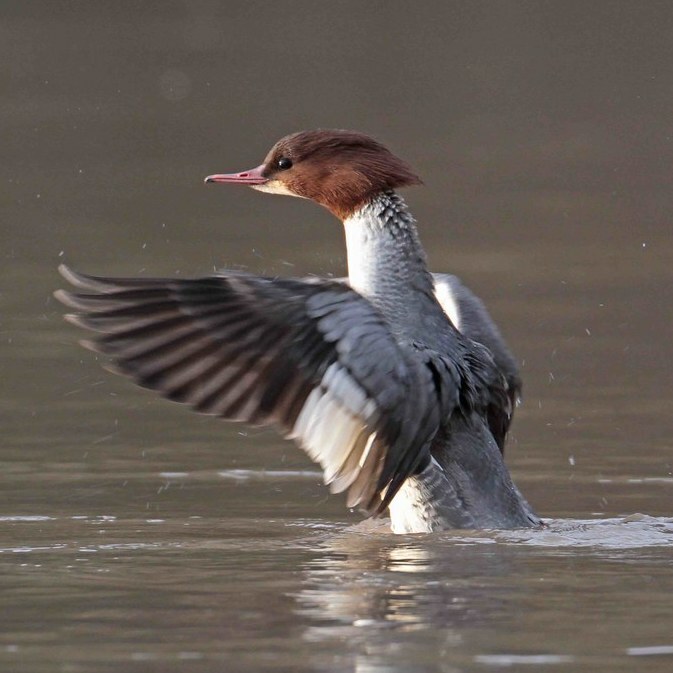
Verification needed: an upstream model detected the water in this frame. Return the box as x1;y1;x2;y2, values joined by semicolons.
2;3;673;672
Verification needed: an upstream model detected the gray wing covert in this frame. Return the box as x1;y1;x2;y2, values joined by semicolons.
55;265;442;514
432;273;521;452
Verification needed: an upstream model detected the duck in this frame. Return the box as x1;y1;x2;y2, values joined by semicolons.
55;129;541;533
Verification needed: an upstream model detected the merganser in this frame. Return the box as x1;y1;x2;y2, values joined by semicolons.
55;129;540;533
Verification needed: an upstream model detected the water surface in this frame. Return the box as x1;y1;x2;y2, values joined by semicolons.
2;3;673;672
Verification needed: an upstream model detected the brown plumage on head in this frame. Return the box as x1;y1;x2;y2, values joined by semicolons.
258;129;423;220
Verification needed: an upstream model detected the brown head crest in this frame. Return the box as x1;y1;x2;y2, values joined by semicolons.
258;129;422;219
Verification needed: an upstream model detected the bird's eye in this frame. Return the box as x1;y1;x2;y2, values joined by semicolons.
277;157;293;170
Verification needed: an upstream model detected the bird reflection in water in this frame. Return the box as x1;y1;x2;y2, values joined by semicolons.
294;523;515;670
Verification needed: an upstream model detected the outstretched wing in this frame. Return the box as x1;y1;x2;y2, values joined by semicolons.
55;265;443;514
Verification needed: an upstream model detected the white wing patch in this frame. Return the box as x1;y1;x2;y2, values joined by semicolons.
290;362;376;492
433;279;462;331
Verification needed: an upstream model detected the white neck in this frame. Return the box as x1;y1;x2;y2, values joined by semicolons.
342;192;436;317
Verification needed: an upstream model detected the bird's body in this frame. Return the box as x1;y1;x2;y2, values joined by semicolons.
55;129;540;533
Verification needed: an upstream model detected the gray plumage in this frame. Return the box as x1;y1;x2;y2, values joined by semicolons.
56;266;444;515
55;166;540;532
56;130;540;533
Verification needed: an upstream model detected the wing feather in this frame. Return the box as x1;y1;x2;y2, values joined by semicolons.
55;264;450;514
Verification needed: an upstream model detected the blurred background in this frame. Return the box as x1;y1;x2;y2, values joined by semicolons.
4;0;671;511
2;2;673;671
